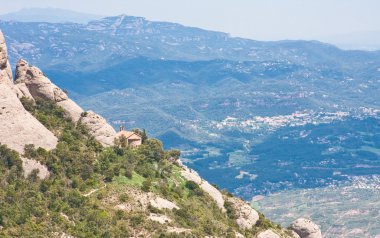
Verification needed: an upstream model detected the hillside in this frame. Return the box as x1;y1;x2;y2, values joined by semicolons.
0;30;325;237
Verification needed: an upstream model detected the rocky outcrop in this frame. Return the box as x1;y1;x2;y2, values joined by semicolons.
79;111;116;146
14;82;35;101
0;31;13;86
0;31;58;179
289;218;322;238
13;59;35;101
0;47;58;153
257;230;280;238
21;157;50;179
114;189;179;212
225;196;259;230
14;59;117;146
150;196;179;210
14;59;84;122
0;32;25;98
180;166;225;211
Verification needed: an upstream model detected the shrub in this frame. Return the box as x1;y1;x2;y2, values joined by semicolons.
119;194;129;203
224;201;237;219
142;179;152;192
185;181;203;196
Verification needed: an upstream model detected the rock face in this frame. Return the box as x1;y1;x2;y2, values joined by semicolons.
0;31;58;154
21;157;50;179
150;196;179;210
289;218;322;238
257;230;280;238
14;59;117;146
0;83;58;153
1;30;116;178
225;196;259;230
79;111;116;146
180;166;225;211
0;31;58;179
15;59;84;122
0;31;13;86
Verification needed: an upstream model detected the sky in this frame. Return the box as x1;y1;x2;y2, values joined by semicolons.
1;0;380;49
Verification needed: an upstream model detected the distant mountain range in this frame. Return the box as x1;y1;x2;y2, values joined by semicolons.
2;14;379;72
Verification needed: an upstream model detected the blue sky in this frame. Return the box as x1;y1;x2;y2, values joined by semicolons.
2;0;380;49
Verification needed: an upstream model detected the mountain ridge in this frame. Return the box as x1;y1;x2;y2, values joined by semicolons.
2;14;379;74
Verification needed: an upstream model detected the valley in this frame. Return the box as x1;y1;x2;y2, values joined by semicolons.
257;176;380;237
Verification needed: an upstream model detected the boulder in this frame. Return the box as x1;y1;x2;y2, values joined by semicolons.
257;230;280;238
79;110;116;146
225;196;259;230
289;218;322;238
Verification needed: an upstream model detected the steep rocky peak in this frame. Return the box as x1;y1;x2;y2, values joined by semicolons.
0;32;116;178
14;58;116;145
0;30;13;86
0;31;58;179
14;59;67;102
14;58;34;83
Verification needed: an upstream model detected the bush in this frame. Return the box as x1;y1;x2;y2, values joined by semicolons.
119;194;129;202
185;181;203;196
224;201;237;219
142;179;152;192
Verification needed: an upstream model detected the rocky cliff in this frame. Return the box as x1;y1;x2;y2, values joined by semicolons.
13;57;117;146
0;31;57;179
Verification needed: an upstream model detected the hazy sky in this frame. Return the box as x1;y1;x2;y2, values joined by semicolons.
1;0;380;49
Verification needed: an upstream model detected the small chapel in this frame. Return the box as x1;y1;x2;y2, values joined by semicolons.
116;126;142;148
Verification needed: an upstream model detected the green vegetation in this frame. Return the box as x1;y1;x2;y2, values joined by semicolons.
0;98;285;237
